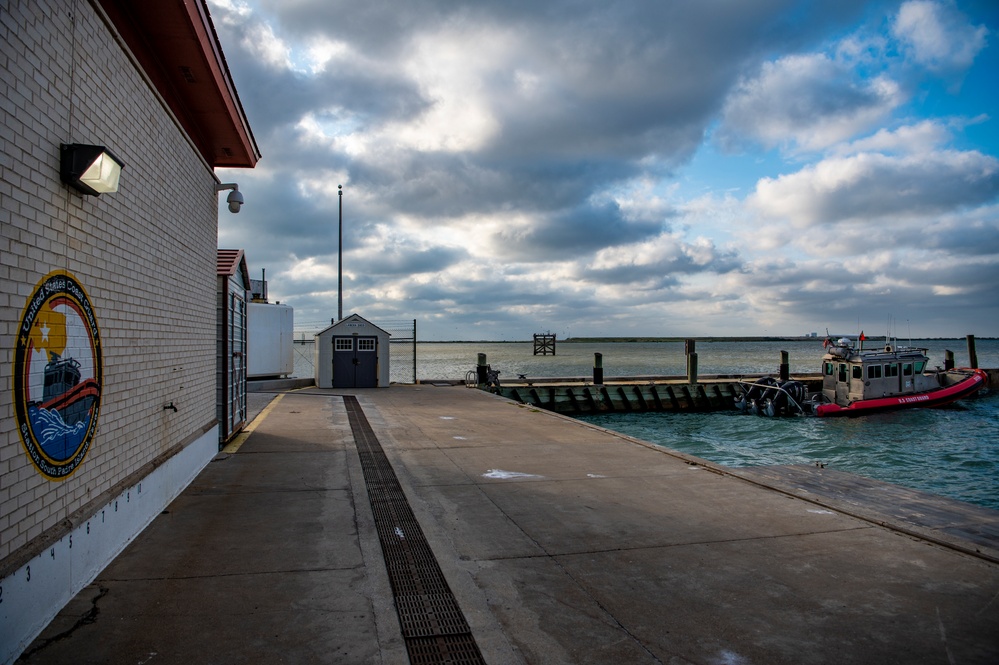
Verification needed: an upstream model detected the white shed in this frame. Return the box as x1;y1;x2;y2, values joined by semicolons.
314;314;391;388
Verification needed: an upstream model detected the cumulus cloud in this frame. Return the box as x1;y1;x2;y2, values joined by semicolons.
893;0;989;72
718;53;904;153
833;119;953;156
750;148;999;227
210;0;999;338
583;232;741;285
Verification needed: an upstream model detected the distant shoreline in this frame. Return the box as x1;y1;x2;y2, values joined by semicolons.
397;336;995;344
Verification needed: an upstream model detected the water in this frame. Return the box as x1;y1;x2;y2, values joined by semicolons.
391;338;996;382
581;398;999;511
293;338;999;510
29;405;90;460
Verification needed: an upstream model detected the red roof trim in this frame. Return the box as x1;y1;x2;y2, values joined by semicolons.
98;0;260;168
217;249;250;287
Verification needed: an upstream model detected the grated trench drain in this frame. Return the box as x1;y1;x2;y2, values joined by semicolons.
344;395;487;665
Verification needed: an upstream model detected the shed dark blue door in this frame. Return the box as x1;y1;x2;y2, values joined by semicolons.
332;336;378;388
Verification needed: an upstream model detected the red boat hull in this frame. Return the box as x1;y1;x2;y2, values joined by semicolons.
814;369;988;417
39;378;100;424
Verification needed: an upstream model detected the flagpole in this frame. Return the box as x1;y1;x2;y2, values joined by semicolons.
337;184;343;321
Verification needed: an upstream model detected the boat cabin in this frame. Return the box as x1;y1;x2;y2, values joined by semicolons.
821;339;940;405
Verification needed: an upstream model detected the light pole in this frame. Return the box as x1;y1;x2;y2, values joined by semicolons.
337;184;343;321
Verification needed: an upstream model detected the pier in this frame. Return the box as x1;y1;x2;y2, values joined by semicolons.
489;373;823;413
472;336;999;414
490;368;998;414
24;385;999;664
473;347;823;413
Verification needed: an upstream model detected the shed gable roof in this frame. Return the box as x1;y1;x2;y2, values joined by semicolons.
316;314;391;337
217;248;250;286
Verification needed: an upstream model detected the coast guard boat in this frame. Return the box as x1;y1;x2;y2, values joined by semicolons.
735;337;988;417
32;354;99;426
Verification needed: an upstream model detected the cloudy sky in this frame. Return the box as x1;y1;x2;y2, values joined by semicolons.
211;0;998;340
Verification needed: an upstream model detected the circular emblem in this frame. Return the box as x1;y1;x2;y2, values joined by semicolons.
13;271;102;480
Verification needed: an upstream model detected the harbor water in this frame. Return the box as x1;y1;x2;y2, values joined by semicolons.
294;338;999;510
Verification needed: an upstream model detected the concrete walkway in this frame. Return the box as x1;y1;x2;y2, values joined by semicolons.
19;386;999;664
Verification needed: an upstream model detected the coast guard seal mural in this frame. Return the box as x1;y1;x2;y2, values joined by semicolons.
13;271;102;480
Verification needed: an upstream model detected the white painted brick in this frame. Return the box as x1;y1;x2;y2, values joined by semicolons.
1;0;228;566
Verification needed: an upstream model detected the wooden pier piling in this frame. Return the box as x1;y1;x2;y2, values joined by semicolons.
476;353;488;385
685;339;696;383
687;352;698;384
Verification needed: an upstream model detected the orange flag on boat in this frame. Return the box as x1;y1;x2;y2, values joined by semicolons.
859;331;866;349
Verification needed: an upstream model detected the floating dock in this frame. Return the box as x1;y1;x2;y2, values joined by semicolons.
484;373;823;414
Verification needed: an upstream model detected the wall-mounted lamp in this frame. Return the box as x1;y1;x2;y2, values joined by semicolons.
215;182;244;213
61;143;125;196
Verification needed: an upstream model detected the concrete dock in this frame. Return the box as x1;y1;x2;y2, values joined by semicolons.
19;385;999;664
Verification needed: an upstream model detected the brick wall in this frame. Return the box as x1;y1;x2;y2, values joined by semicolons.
1;0;220;563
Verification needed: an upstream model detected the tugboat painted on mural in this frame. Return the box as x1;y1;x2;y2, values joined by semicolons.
735;336;988;417
14;270;104;478
35;352;100;426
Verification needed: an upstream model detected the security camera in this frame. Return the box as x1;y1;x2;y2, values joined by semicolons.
226;189;244;213
215;182;243;214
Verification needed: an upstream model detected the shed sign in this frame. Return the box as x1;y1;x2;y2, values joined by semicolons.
13;270;103;480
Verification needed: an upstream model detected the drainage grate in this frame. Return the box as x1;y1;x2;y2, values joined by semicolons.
406;634;486;665
394;593;470;638
343;396;486;665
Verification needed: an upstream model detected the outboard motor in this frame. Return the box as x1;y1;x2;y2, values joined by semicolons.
782;380;807;408
762;380;807;416
736;377;778;413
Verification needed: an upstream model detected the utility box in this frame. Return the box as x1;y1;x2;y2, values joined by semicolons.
315;313;391;388
248;302;294;378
